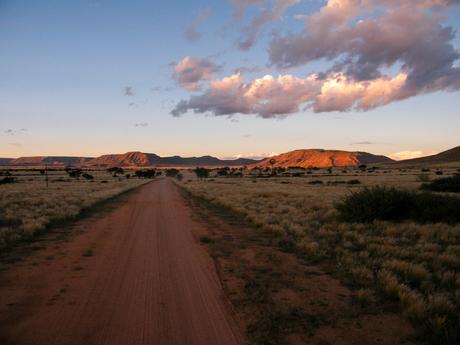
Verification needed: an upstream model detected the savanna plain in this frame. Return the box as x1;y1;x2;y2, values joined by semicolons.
177;166;460;345
1;166;460;345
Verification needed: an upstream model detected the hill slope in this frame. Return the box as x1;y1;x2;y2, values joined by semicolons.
390;146;460;167
252;149;393;168
0;158;14;166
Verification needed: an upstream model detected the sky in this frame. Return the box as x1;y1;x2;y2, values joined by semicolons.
1;0;459;160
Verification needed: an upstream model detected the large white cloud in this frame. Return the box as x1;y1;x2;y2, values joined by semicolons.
171;71;410;117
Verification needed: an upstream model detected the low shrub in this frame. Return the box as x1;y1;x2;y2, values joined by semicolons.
82;173;94;180
134;169;156;178
0;177;17;185
421;174;460;193
308;180;323;185
199;235;214;244
165;169;180;178
336;186;460;224
417;174;430;183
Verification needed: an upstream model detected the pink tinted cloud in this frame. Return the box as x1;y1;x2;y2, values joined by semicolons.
173;0;460;117
172;56;221;91
171;71;410;117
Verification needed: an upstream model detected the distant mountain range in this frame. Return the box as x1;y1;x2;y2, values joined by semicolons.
86;152;258;167
251;149;393;168
1;146;458;168
0;152;259;168
3;156;93;166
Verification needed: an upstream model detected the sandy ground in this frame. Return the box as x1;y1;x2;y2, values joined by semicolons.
0;179;244;345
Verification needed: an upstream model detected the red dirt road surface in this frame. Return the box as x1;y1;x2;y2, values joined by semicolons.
0;179;244;345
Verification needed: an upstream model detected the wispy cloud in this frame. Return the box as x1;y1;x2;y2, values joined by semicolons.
124;86;134;96
3;128;27;135
184;8;211;43
350;141;374;145
237;0;299;50
134;122;149;127
231;0;265;20
172;56;221;91
221;152;276;160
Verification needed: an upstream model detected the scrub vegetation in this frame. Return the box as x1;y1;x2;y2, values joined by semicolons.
179;167;460;344
0;169;149;251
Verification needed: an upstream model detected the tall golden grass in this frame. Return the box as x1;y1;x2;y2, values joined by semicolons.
0;170;148;250
179;169;460;344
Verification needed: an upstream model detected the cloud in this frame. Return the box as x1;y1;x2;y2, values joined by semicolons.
134;123;149;127
231;0;265;20
237;0;300;50
8;142;23;148
175;0;460;117
350;141;374;145
3;128;27;135
222;152;276;160
184;8;211;43
124;86;134;96
172;56;221;91
390;151;425;160
268;0;460;93
171;71;410;117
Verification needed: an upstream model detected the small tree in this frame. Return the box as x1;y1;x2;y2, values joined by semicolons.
194;167;210;179
217;167;229;177
82;172;94;180
165;169;180;178
107;167;124;176
135;169;156;178
67;168;83;178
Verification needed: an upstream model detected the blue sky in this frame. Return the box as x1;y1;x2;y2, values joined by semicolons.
1;0;459;159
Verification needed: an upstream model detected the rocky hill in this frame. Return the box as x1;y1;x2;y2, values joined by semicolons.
251;149;393;168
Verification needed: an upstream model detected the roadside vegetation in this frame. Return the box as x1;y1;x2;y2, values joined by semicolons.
336;186;460;224
178;167;460;344
421;173;460;193
0;169;150;251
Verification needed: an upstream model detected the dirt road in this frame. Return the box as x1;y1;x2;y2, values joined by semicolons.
0;179;244;345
